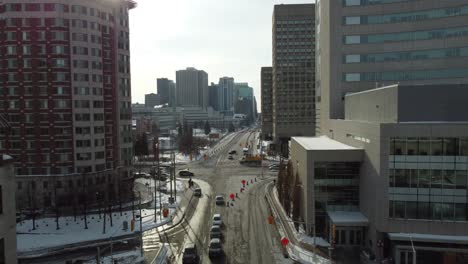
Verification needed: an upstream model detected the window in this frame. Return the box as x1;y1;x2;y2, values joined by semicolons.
344;68;468;82
6;46;17;55
52;31;67;41
345;35;360;44
345;16;360;25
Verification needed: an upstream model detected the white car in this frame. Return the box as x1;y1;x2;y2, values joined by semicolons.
213;214;222;226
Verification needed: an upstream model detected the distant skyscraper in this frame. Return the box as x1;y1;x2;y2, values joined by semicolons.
218;77;235;112
157;78;175;105
0;0;136;209
234;83;255;125
208;82;219;110
175;68;208;108
272;4;316;144
261;67;273;139
145;93;161;108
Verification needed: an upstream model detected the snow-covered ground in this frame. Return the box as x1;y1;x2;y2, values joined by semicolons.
17;206;176;253
84;248;144;264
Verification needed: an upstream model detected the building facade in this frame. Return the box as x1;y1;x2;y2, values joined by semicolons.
292;84;468;264
272;4;316;145
218;76;234;112
316;0;468;136
175;67;208;108
145;93;161;108
0;155;17;264
157;77;174;105
0;0;136;209
234;82;256;125
208;82;219;111
261;66;273;139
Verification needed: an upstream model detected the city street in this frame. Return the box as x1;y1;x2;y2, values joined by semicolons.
145;129;292;264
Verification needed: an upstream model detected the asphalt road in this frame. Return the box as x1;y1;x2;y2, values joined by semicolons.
150;129;291;264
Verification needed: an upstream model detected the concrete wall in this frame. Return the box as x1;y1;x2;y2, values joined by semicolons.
345;85;399;123
0;158;17;264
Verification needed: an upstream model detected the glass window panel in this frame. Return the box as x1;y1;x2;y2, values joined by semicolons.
395;169;408;187
394;201;405;218
407;138;418;155
431;203;442;220
431;169;443;188
418;138;430;155
345;35;361;44
431;138;443;156
443;170;455;189
409;169;418;188
441;203;454;221
389;200;394;217
390;138;396;155
345;16;361;25
406;201;417;219
418;169;430;188
456;170;467;189
417;202;430;219
444;138;458;156
460;138;468;156
455;204;467;221
389;169;395;187
394;138;406;155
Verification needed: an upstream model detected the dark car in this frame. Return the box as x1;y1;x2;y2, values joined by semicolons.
194;188;202;197
215;195;225;205
228;155;234;160
228;150;237;155
179;170;194;177
182;243;200;264
209;238;223;258
210;225;222;239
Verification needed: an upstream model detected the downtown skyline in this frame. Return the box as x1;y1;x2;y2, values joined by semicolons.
128;0;314;107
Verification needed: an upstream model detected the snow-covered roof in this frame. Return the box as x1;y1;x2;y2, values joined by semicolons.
388;233;468;245
293;136;359;151
327;211;368;226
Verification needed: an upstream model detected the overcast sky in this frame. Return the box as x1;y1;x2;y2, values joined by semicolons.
129;0;314;107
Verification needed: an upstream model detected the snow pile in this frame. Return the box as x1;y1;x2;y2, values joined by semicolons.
84;249;144;264
17;207;174;253
289;244;330;264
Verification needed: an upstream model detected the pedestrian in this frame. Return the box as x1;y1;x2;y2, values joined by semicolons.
236;193;238;198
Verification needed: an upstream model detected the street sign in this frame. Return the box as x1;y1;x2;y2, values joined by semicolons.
281;237;289;246
230;193;235;200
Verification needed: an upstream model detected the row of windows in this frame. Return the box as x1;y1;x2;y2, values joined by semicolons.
4;72;69;82
7;127;72;137
388;200;467;221
344;26;468;45
75;126;105;134
5;99;70;109
2;114;71;125
0;86;69;96
74;87;103;96
3;31;67;41
390;137;468;157
3;58;68;68
344;5;468;25
5;45;67;55
16;174;113;192
8;140;73;149
276;41;313;47
389;168;468;189
75;113;105;122
276;19;313;25
344;68;468;82
343;0;413;6
74;100;104;108
3;3;117;21
344;46;468;64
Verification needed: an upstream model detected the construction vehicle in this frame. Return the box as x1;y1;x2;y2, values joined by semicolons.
239;154;262;166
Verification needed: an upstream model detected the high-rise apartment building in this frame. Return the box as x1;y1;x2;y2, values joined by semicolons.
145;93;160;108
157;78;175;105
261;67;273;140
272;4;316;147
0;154;17;264
0;0;136;209
316;0;468;135
208;82;219;110
175;67;208;108
218;77;234;112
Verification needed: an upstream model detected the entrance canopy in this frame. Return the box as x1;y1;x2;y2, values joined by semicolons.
388;233;468;245
327;211;369;227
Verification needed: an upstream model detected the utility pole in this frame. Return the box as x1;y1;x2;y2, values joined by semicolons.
173;152;177;202
139;191;143;257
96;246;100;263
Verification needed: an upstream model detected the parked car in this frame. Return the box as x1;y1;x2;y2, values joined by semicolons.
228;150;237;155
215;195;225;205
210;225;222;239
228;155;234;160
133;172;150;178
194;188;202;197
179;169;194;177
212;214;222;226
208;238;223;258
182;243;200;264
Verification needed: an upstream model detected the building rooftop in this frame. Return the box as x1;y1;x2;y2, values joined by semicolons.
293;136;358;151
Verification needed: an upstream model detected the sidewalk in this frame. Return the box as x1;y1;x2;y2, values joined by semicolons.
265;182;331;264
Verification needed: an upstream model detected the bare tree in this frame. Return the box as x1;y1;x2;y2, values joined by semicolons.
276;161;285;203
292;171;302;231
